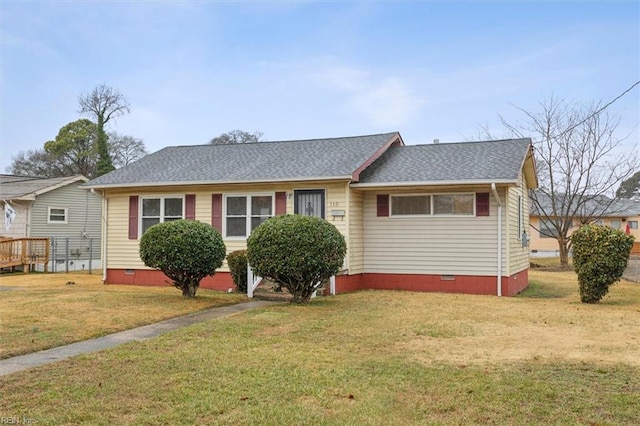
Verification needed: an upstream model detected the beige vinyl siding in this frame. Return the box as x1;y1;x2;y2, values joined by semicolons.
348;188;364;274
104;181;350;272
363;188;506;276
506;172;530;275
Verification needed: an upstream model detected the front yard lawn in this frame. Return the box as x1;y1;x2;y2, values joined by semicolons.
1;268;638;424
0;271;247;358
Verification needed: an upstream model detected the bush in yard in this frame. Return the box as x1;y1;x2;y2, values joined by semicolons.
139;220;226;298
571;224;634;303
246;214;346;304
227;249;248;293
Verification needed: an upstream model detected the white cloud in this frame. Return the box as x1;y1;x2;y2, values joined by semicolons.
310;62;424;128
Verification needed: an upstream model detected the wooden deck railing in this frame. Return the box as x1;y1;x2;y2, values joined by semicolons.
0;237;50;272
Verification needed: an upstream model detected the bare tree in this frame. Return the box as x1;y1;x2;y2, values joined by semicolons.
108;132;148;168
78;84;131;176
209;130;264;145
7;149;69;178
500;96;638;265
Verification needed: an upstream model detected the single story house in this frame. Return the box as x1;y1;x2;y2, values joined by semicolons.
1;174;102;271
530;194;640;257
84;132;538;296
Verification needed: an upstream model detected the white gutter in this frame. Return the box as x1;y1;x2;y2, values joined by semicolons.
491;183;502;297
350;179;517;188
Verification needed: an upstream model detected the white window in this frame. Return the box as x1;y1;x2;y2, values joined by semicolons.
609;219;621;229
48;207;68;224
140;196;184;234
225;195;273;238
391;195;431;216
629;221;638;229
433;194;474;215
390;193;475;217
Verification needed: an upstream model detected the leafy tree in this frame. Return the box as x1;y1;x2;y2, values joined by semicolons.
494;96;638;266
246;215;346;304
616;171;640;199
44;119;99;177
209;130;264;145
227;250;248;293
139;220;226;298
571;224;634;303
108;132;148;168
79;84;131;176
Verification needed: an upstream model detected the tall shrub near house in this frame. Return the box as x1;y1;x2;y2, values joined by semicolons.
139;220;226;298
227;250;248;293
246;215;346;304
571;224;634;303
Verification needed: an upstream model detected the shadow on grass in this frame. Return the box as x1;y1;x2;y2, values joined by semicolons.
517;280;575;299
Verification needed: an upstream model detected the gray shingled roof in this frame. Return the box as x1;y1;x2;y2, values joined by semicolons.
0;175;87;199
531;191;640;217
357;138;532;184
84;133;400;188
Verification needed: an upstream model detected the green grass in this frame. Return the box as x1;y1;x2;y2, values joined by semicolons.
0;271;247;358
2;268;639;425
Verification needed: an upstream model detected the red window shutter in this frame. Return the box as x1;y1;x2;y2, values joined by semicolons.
185;194;196;220
275;192;287;215
128;195;139;239
376;194;389;217
211;194;222;232
476;193;490;216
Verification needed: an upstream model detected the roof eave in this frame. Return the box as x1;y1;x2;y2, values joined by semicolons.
83;175;354;190
350;179;519;189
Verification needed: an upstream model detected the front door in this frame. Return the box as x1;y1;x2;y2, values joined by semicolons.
294;189;325;219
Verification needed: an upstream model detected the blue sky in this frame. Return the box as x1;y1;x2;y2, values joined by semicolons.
1;1;638;173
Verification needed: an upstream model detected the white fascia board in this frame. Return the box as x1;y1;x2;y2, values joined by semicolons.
350;179;518;189
83;175;353;190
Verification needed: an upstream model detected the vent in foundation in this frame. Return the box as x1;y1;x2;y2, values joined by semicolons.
440;275;455;281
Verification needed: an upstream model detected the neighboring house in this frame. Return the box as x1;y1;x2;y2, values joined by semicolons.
529;194;640;257
0;174;102;270
84;132;538;296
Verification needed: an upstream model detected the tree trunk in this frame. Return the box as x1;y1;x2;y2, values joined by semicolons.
181;283;198;298
558;236;570;267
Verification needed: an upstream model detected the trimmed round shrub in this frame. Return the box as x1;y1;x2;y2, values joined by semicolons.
227;249;248;293
246;214;347;304
571;224;634;303
139;220;226;298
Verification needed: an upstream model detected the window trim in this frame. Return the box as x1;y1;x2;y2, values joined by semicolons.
629;220;638;230
139;195;185;236
390;194;432;217
47;207;68;224
223;193;275;240
390;192;476;218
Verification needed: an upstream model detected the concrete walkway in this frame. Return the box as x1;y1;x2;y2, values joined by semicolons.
0;300;279;377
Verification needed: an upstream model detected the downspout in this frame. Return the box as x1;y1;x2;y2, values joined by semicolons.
491;183;502;297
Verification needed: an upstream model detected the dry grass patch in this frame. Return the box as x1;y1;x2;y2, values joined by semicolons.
0;271;247;358
1;268;639;424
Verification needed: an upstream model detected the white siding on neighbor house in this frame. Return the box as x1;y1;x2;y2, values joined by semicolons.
104;181;352;272
506;172;530;275
362;187;507;276
1;201;30;239
29;182;102;261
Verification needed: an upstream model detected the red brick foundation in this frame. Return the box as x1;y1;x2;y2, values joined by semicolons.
104;268;529;296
